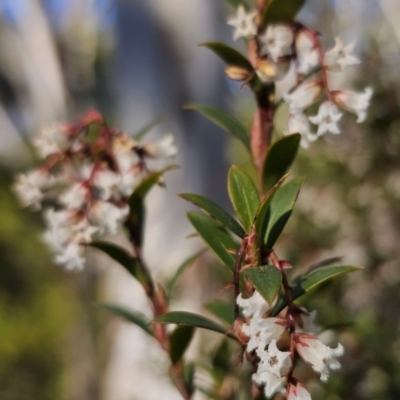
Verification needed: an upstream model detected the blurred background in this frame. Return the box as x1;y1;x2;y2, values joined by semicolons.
1;0;400;399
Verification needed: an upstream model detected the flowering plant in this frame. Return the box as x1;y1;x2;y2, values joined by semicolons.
13;0;372;399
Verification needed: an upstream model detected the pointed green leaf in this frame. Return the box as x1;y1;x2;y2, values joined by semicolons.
166;250;205;298
183;363;195;395
201;42;253;71
134;116;166;141
170;326;195;365
244;265;282;305
128;165;178;246
187;212;239;271
88;241;147;284
254;174;289;236
262;134;301;193
261;0;306;27
154;311;237;339
212;339;231;373
100;303;152;335
272;265;363;315
200;42;262;90
184;104;249;149
263;177;305;249
204;299;234;326
180;193;245;238
228;166;260;232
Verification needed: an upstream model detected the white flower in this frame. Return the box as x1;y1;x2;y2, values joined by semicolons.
54;242;85;270
89;201;129;235
284;80;323;111
33;124;69;158
296;334;344;381
94;170;120;200
287;382;312;400
259;24;294;62
296;309;318;334
13;170;49;209
257;340;292;377
296;29;320;75
236;291;270;318
287;111;318;148
43;209;77;250
253;370;286;398
227;5;257;41
309;101;343;136
332;87;373;123
60;183;88;210
242;317;286;353
144;134;177;158
324;37;360;72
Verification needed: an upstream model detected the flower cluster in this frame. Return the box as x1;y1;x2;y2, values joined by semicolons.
237;288;343;399
227;6;373;147
13;110;177;270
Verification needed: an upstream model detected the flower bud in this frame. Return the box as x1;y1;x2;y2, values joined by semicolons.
225;66;252;81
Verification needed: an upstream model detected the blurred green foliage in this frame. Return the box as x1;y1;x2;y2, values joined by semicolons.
0;167;79;400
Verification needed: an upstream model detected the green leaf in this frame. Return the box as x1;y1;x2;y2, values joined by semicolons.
128;165;178;246
134;116;166;141
100;303;152;335
263;177;305;249
201;42;254;71
170;326;195;365
180;193;245;238
261;0;306;27
154;311;237;339
88;241;147;284
166;250;205;298
182;363;195;395
204;299;234;326
184;104;249;149
228;166;260;232
212;339;231;373
254;174;289;236
244;265;282;305
200;42;262;91
261;134;301;193
187;212;239;271
272;265;363;315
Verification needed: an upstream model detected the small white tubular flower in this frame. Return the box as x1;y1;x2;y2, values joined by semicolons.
284;81;323;111
13;170;49;209
33;124;69;158
295;29;320;75
324;37;360;72
287;111;318;149
236;290;270;318
309;101;343;136
227;5;257;41
89;201;129;235
144;134;178;158
287;382;312;400
332;87;373;123
296;334;344;381
60;183;88;210
94;170;120;200
257;340;292;377
242;317;286;353
259;24;294;62
54;242;85;270
253;370;286;399
296;309;318;334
